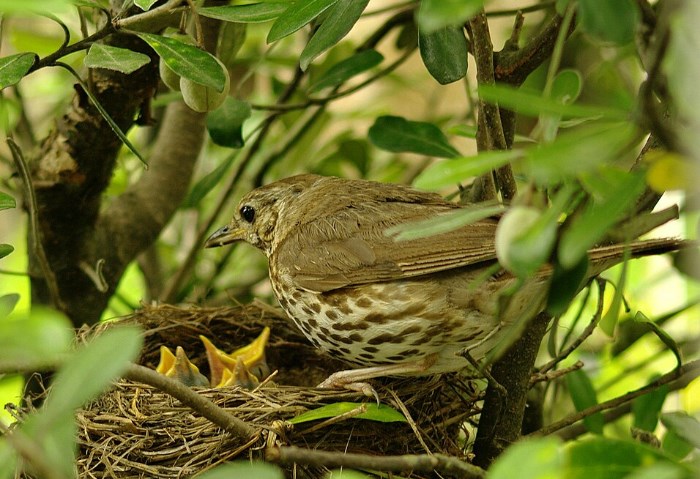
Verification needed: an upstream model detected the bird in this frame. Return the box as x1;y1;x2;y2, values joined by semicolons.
204;174;683;392
200;327;271;388
156;345;209;387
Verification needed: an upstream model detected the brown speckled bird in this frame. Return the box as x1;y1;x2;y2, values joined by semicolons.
205;174;681;392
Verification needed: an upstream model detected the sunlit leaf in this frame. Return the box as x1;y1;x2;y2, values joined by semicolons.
0;0;71;13
288;402;406;424
478;84;627;120
566;368;604;434
0;53;37;89
0;308;73;368
300;0;370;70
387;204;503;241
369;115;460;158
417;0;483;33
84;44;151;74
137;33;226;92
206;97;251;148
418;25;467;84
309;49;383;93
414;150;521;190
267;0;339;43
489;437;564;479
197;3;288;23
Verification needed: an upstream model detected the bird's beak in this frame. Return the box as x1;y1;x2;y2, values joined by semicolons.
204;223;246;248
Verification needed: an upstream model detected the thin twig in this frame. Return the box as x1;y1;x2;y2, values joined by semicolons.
530;359;700;437
538;279;606;374
249;48;414;112
530;360;583;386
7;139;64;310
267;446;486;479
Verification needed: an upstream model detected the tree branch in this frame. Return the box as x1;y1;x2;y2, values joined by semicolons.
267;446;486;479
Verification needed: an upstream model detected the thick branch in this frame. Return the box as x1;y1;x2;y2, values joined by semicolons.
473;312;551;468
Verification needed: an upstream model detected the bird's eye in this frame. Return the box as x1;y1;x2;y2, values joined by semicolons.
240;205;256;223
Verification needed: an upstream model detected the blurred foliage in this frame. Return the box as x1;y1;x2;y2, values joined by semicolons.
0;0;698;477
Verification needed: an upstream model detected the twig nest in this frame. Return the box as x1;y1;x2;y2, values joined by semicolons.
46;303;480;478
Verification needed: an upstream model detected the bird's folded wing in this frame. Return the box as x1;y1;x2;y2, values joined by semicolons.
274;203;498;293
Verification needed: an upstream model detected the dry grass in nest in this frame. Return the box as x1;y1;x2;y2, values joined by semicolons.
47;303;482;478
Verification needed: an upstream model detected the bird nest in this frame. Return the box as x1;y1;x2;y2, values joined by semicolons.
32;303;482;478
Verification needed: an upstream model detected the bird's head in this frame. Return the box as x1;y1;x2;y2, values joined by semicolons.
204;174;321;255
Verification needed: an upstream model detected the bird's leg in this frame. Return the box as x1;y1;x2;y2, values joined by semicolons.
318;354;439;399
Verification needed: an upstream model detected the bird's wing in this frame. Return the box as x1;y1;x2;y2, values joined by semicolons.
274;194;498;293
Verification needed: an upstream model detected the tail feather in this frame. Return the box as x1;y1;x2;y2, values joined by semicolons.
587;237;693;276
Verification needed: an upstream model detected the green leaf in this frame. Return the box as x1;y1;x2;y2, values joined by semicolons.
20;409;78;479
136;33;226;92
566;369;604;434
661;428;695;460
288;402;406;424
413;150;521;190
267;0;340;43
196;461;284;479
661;412;700;449
0;0;71;14
300;0;370;70
625;463;687;479
488;437;564;479
0;293;19;319
478;83;627;120
184;155;236;209
633;312;682;369
0;244;13;260
0;53;37;89
418;25;468;84
43;325;142;417
309;49;383;93
546;255;589;316
568;437;682;479
0;308;73;369
632;381;668;432
386;204;503;241
416;0;483;33
84;44;151;74
197;3;289;23
578;0;638;45
133;0;158;10
206;97;251;148
369;115;460;158
598;248;629;336
558;171;646;268
523;122;639;184
327;470;372;479
0;191;16;210
551;69;582;104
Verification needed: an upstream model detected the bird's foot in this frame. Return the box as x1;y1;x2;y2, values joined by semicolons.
318;374;379;402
